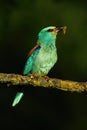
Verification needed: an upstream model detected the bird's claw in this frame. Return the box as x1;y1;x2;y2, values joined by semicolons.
30;74;39;79
43;76;50;81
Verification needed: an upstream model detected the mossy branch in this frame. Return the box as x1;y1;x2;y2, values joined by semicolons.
0;73;87;92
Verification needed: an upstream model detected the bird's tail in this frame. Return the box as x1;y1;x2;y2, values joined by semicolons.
12;92;24;107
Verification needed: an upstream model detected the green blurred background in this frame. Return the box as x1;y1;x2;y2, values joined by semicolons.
0;0;87;129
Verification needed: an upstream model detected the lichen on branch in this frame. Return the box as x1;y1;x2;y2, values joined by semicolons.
0;73;87;92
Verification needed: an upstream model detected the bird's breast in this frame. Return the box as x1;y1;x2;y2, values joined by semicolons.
38;47;57;65
32;46;58;76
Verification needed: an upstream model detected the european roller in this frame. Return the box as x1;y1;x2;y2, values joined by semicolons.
12;26;67;106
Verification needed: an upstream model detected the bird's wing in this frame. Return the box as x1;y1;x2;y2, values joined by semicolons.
23;43;41;75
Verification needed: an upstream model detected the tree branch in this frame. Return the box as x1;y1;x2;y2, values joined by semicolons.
0;73;87;92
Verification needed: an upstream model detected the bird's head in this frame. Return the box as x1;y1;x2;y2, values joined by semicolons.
38;26;66;46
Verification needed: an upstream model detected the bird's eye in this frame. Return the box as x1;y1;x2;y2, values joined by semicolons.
47;29;53;32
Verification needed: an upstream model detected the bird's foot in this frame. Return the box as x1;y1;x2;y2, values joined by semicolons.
30;74;39;79
43;76;50;81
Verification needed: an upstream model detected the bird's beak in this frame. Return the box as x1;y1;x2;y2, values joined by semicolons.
55;26;67;35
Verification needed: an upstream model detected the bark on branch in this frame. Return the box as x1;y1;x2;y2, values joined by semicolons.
0;73;87;92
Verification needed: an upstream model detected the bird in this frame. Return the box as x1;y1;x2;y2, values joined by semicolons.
12;26;67;106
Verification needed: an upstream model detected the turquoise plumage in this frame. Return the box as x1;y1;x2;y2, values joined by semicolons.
12;92;23;107
23;45;41;75
12;26;66;106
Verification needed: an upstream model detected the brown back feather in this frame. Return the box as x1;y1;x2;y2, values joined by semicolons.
27;42;40;58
